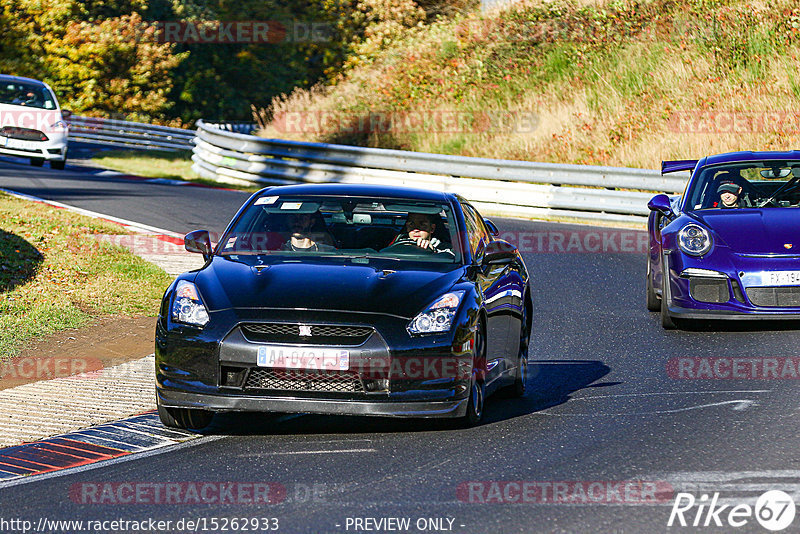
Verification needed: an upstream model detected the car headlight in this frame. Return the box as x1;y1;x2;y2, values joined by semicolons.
171;280;210;327
407;291;465;335
677;224;712;256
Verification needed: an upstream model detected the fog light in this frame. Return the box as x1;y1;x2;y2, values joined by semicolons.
220;366;246;387
364;379;389;392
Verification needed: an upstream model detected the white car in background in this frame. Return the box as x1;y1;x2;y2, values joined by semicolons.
0;74;68;169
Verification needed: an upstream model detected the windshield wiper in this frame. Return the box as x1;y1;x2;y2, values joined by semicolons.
218;250;271;256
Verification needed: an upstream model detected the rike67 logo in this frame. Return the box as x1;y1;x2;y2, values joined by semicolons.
668;490;796;531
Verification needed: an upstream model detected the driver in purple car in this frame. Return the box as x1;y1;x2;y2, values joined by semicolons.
716;181;743;209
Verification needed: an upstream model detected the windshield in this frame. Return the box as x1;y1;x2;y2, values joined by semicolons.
218;194;461;263
685;160;800;210
0;81;57;110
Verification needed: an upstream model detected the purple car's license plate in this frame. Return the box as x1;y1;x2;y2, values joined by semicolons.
257;345;350;370
762;271;800;285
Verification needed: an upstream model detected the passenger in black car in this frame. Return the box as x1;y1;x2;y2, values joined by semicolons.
281;212;336;252
382;212;455;258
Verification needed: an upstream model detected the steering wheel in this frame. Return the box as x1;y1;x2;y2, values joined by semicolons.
380;242;434;254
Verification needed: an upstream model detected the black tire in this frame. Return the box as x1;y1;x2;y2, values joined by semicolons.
660;272;676;329
503;293;530;398
459;321;486;427
646;262;660;312
30;157;44;167
157;396;213;430
50;159;66;170
461;373;485;427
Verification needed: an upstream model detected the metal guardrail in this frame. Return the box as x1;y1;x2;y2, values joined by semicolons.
192;119;686;223
67;116;195;151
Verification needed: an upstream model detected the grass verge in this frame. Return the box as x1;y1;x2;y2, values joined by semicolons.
257;0;800;169
0;193;173;359
90;149;263;192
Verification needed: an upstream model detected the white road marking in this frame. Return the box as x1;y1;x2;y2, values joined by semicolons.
263;448;378;455
570;390;771;400
0;187;182;237
537;399;758;416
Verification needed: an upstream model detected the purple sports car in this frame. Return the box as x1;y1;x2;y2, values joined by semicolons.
647;151;800;328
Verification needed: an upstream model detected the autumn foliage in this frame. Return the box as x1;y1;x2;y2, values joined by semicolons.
0;0;472;124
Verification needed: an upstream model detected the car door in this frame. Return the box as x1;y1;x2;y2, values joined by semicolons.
461;202;510;390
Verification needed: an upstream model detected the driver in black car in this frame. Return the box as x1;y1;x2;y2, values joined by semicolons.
383;212;455;258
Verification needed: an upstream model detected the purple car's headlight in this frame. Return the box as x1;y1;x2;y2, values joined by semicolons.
678;224;712;256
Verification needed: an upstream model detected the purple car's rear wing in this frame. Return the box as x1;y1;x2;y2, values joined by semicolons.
661;160;698;174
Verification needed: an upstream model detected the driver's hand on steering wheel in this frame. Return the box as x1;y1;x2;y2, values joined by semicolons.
412;236;433;250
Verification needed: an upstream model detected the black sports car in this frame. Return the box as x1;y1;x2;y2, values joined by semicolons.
155;184;532;429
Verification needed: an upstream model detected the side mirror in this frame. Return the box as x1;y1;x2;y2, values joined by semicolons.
61;109;72;119
483;218;500;237
185;230;212;260
482;240;517;266
648;194;674;217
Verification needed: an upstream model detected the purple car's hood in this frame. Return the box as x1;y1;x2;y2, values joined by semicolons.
690;209;800;253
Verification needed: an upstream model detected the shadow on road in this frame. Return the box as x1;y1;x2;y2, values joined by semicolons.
673;318;800;333
200;359;612;436
483;359;613;423
0;229;43;293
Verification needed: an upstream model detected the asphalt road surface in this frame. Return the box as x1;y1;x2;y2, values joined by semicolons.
0;149;249;235
0;156;798;534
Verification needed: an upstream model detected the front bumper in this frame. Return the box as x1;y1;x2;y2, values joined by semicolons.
157;388;468;418
663;252;800;319
666;304;800;320
155;308;477;418
0;135;67;161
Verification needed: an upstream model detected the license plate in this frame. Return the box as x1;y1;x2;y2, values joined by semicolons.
5;138;39;150
762;271;800;285
256;345;349;370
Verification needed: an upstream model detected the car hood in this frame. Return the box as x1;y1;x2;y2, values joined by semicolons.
689;209;800;253
194;257;465;318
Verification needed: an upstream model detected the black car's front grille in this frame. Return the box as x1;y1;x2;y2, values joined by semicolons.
240;323;373;346
746;286;800;307
0;126;47;141
244;368;364;393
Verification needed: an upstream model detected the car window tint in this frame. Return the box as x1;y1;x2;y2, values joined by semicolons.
686;161;800;210
219;195;460;263
0;82;56;110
